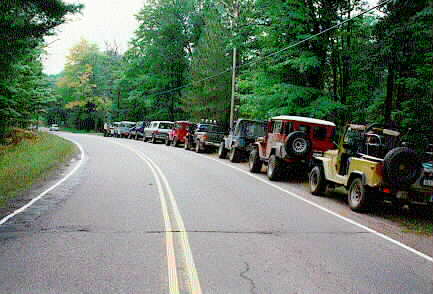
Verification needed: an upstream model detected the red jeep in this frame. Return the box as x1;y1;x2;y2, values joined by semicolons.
248;115;336;180
165;121;194;147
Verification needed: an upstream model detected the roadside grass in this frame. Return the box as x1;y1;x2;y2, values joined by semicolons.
60;127;103;136
384;211;433;235
0;132;77;208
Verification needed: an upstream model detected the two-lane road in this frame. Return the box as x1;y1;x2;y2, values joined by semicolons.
0;133;431;293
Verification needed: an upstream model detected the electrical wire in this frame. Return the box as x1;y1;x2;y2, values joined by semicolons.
146;0;392;98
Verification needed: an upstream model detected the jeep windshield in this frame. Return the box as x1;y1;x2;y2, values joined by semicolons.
241;121;266;137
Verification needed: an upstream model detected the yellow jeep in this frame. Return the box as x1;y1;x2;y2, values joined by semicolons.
309;124;430;211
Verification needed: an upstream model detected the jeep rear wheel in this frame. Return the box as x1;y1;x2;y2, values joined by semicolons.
267;155;284;181
218;143;227;159
285;132;311;157
309;166;326;196
249;149;262;173
348;178;370;212
384;147;421;188
229;147;241;163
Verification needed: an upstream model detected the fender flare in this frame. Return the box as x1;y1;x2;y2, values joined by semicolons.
347;171;366;188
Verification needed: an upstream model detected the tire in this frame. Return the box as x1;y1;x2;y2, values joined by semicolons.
249;149;262;173
142;136;147;142
267;155;284;181
285;131;311;158
165;137;171;146
309;166;327;196
384;147;421;188
229;147;241;163
195;141;202;153
151;136;156;144
347;177;370;212
184;140;190;150
218;143;227;159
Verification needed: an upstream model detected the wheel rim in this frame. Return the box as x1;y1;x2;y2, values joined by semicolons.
350;182;362;205
292;138;307;153
268;158;274;176
310;170;318;190
218;145;223;156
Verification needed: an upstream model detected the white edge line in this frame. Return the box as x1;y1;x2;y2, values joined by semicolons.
0;136;86;226
191;153;433;263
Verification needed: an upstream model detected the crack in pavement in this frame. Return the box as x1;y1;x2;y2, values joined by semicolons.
0;225;370;235
240;262;257;294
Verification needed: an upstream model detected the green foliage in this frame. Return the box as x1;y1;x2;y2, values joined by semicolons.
0;0;81;138
0;132;76;207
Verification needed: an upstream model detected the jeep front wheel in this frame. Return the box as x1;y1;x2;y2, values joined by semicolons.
218;143;227;159
309;166;327;196
348;178;369;211
229;147;241;163
249;149;262;173
195;141;202;153
267;155;284;181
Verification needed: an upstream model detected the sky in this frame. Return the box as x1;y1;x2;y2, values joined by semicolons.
43;0;146;74
43;0;379;75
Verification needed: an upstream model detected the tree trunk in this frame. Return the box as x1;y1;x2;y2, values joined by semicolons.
384;65;395;124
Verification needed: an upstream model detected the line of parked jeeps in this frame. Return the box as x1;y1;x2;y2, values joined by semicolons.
104;116;433;212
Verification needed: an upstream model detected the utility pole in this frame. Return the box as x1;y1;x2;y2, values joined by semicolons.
229;0;239;129
230;47;237;129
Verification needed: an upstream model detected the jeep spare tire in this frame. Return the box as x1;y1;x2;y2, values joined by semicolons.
383;147;421;188
285;131;311;157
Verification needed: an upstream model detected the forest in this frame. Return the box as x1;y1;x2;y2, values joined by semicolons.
1;0;432;149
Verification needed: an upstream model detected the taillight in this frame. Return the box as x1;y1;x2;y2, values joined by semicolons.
203;135;209;140
154;130;160;135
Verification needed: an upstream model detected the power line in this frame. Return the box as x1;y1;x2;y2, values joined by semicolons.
146;0;392;98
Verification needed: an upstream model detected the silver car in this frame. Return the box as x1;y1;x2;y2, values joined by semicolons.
143;121;174;143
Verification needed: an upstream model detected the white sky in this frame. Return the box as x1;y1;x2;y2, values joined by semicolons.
43;0;379;75
43;0;146;74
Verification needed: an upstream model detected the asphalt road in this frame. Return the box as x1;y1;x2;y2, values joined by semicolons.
0;133;431;294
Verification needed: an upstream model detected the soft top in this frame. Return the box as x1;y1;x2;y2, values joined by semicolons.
271;116;336;127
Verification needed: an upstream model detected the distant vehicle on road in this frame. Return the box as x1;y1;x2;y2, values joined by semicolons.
184;122;225;153
248;116;336;180
115;121;136;138
218;119;267;162
49;124;59;131
309;123;432;211
128;121;143;139
143;121;174;143
134;121;150;140
165;121;194;147
110;122;121;137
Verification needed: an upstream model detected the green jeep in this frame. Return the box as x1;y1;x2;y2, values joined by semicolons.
309;124;432;211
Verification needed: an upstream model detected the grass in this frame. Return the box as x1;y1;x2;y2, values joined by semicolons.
60;127;103;136
386;212;433;235
0;131;77;208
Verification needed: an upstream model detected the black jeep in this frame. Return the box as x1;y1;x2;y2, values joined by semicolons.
218;119;267;162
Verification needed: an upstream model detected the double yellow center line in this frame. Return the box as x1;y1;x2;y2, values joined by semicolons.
113;142;202;294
